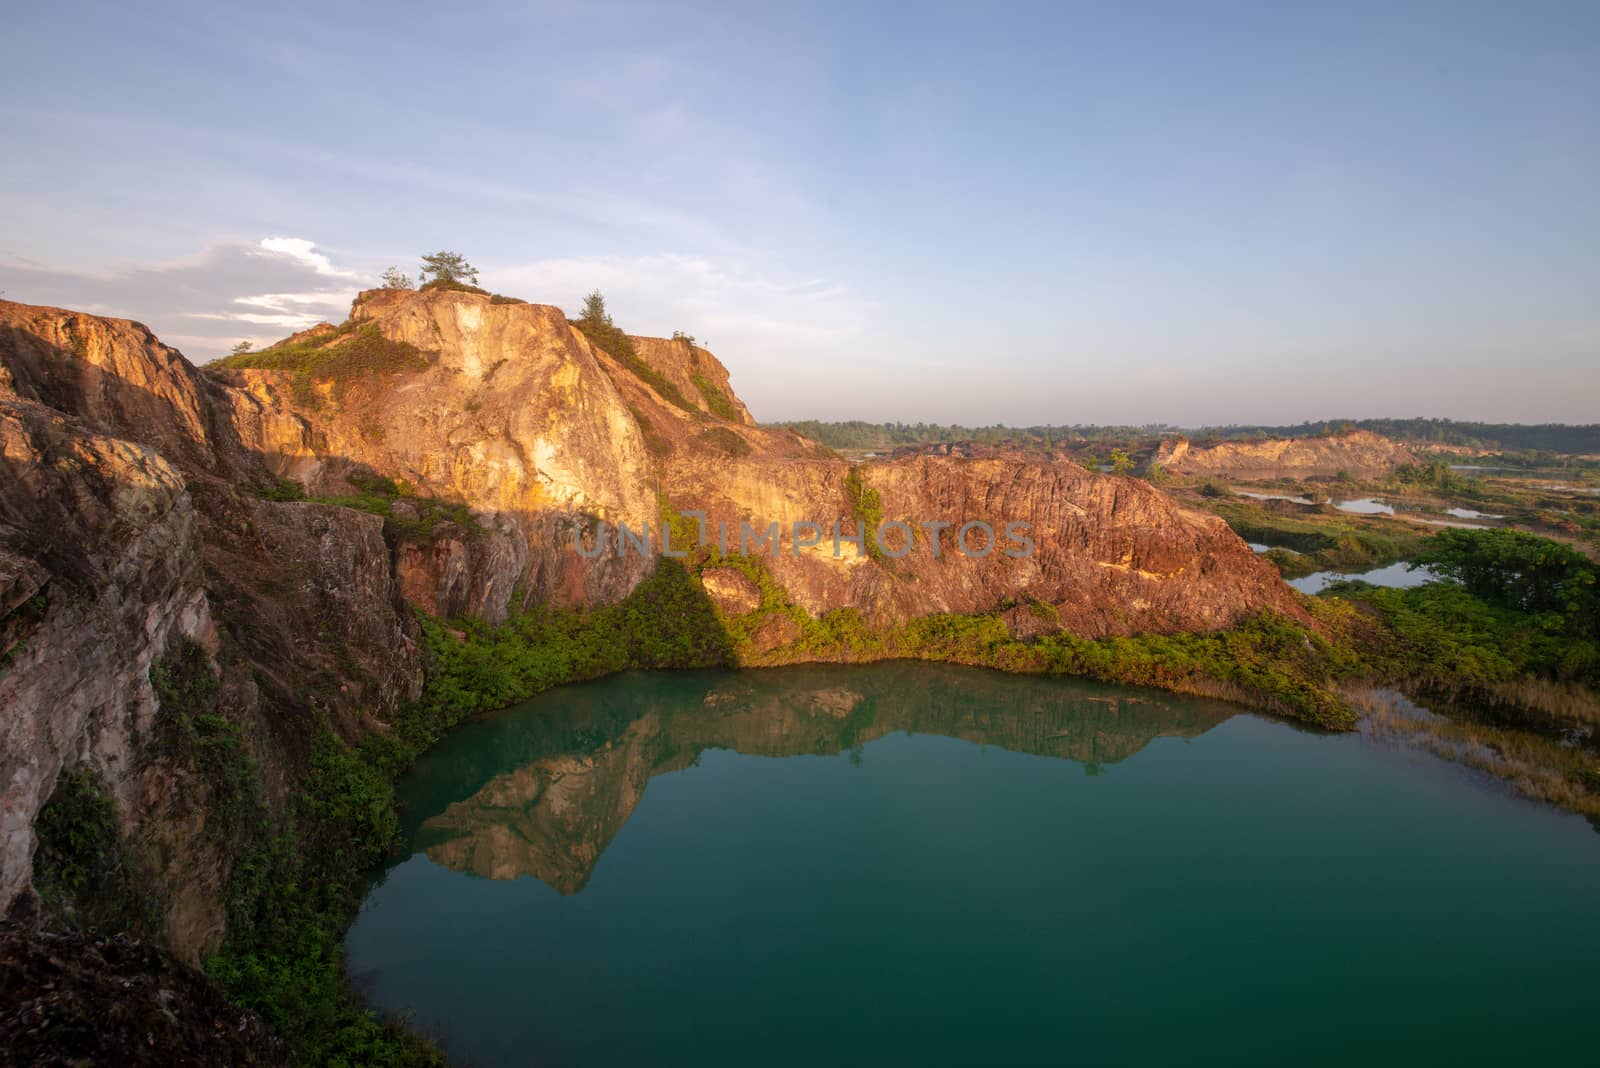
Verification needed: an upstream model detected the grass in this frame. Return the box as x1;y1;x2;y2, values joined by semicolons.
1204;499;1427;576
312;473;483;545
628;404;674;456
573;317;698;414
1351;688;1599;825
700;426;752;457
210;322;432;408
418;279;489;296
690;373;741;420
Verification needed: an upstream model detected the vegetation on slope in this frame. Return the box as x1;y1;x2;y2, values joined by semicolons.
32;768;157;939
181;560;732;1066
1333;529;1598;691
1206;500;1428;577
210;322;432;407
573;290;697;414
690;372;741;420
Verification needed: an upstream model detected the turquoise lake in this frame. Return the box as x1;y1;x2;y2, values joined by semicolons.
347;662;1599;1065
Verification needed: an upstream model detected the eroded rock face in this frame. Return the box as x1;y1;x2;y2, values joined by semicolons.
215;289;657;617
1154;431;1416;480
655;450;1306;636
628;334;755;425
0;287;1309;961
0;300;421;961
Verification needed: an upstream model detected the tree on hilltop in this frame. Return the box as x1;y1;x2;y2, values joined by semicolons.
380;266;415;290
419;251;478;286
579;289;612;326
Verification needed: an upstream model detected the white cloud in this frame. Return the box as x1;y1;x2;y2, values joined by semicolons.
257;237;362;279
0;239;368;359
489;252;872;357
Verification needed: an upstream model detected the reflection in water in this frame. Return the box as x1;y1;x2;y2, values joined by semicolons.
1332;497;1394;514
399;663;1235;892
1288;561;1437;595
351;664;1600;1067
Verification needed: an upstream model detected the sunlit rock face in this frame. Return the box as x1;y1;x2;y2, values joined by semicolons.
1154;430;1417;480
215;287;1302;635
0;287;1299;959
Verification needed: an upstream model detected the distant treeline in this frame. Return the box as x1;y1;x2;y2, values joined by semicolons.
769;420;1175;450
771;418;1600;455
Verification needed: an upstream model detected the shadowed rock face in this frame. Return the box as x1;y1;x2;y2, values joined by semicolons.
0;300;421;959
0;287;1299;958
407;664;1237;892
1154;431;1417;480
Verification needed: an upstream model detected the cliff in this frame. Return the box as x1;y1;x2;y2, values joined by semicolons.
1154;430;1417;479
1;288;1305;963
1;301;422;961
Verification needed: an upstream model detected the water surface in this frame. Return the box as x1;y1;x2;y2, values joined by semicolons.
349;663;1598;1066
1332;497;1394;515
1288;560;1436;594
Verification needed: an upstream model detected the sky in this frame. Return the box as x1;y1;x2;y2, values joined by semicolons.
2;1;1596;426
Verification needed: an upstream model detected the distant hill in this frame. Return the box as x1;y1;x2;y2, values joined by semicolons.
1193;419;1600;455
772;418;1600;455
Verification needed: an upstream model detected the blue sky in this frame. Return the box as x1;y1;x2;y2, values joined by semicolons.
2;1;1596;424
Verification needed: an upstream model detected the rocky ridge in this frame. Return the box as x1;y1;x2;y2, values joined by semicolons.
2;287;1305;964
1154;429;1418;479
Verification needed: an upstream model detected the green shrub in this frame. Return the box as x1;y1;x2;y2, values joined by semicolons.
573;292;697;413
843;468;885;559
312;474;482;545
257;477;306;502
418;278;489;296
33;767;157;936
211;322;432;408
208;730;444;1067
690;373;740;420
1413;528;1597;635
396;559;734;751
150;638;262;841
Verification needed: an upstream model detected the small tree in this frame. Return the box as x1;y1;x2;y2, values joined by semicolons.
380;266;414;290
1110;448;1133;474
230;340;253;356
671;329;697;345
579;289;612;326
419;251;478;286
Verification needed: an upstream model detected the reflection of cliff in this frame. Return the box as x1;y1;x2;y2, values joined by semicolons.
411;663;1235;891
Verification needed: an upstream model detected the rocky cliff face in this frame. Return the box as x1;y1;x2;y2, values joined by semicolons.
1154;430;1417;480
0;300;421;961
1;287;1306;958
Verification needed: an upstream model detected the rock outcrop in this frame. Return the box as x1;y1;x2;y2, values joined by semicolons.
1154;430;1417;480
1;286;1307;957
0;300;421;961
